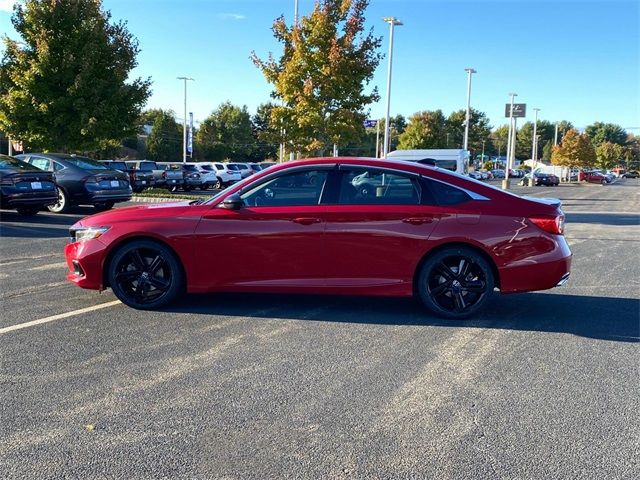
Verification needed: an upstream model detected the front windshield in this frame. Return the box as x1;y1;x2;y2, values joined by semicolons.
65;157;108;169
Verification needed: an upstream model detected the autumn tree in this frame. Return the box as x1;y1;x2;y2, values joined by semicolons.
551;129;596;170
398;110;446;149
0;0;150;152
444;109;492;154
595;141;623;170
251;0;382;156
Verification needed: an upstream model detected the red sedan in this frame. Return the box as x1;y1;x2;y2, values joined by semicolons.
64;158;571;319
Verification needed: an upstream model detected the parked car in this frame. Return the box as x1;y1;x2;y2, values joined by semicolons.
228;162;253;179
15;153;131;212
195;162;242;189
468;171;482;180
158;163;203;191
0;154;58;216
531;172;559;186
100;160;155;192
581;171;608;184
491;169;505;179
190;163;218;190
259;162;277;170
64;157;571;319
126;160;166;189
622;171;639;178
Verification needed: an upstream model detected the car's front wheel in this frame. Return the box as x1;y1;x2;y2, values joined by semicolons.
108;240;184;309
417;246;494;319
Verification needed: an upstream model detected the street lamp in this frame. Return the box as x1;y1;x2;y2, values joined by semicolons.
531;108;540;163
463;68;476;152
177;76;194;163
382;16;403;158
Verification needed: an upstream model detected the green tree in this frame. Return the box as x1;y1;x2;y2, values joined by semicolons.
251;0;382;155
555;120;574;145
445;109;492;154
585;122;627;146
551;129;596;169
490;125;510;158
146;110;181;162
0;0;151;152
398;110;446;149
542;140;553;162
197;102;254;161
251;102;279;161
595;141;623;170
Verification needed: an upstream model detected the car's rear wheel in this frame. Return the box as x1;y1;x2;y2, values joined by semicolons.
16;206;40;216
108;240;184;309
48;188;70;213
213;177;222;190
417;246;494;319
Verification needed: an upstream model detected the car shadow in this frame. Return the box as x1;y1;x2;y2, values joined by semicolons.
165;292;639;343
566;212;639;226
0;209;87;226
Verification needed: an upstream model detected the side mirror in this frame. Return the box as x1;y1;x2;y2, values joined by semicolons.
220;193;244;210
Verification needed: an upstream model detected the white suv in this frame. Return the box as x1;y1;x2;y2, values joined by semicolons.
196;162;242;189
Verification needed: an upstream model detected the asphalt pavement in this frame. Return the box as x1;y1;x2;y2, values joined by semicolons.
1;179;639;479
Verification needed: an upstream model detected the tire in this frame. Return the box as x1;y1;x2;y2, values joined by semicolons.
16;206;40;216
213;177;222;190
417;246;494;319
48;188;70;213
184;186;192;192
107;239;184;310
94;201;114;212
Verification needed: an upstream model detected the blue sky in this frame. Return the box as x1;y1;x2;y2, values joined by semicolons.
1;0;639;133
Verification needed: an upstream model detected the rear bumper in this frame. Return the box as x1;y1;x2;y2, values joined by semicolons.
2;191;58;207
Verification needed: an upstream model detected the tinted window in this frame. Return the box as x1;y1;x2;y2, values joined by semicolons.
215;164;224;169
64;157;108;169
227;164;239;170
339;168;421;205
53;161;65;172
109;162;128;170
424;179;471;205
0;156;37;171
183;164;197;171
139;162;157;170
241;170;328;207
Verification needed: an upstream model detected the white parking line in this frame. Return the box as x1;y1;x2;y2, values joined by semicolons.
30;262;68;271
0;300;121;335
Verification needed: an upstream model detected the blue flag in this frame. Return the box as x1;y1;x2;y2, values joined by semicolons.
187;112;193;154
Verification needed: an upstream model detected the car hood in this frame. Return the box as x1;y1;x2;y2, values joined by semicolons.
74;201;195;227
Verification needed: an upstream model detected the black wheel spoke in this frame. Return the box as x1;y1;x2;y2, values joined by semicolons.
130;250;146;271
429;282;450;297
458;259;471;280
115;269;141;282
147;276;169;291
436;262;456;281
147;255;163;274
464;280;485;293
453;292;466;312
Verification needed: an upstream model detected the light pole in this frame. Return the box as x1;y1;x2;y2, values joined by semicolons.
554;122;559;146
382;16;403;158
177;77;194;163
294;0;299;26
531;108;540;163
463;68;476;152
504;92;517;189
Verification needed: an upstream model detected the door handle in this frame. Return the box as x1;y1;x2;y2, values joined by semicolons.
292;217;321;225
402;217;432;225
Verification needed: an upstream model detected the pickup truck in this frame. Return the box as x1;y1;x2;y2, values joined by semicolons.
125;160;170;190
100;160;155;192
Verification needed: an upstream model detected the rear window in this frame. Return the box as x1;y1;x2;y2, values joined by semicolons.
200;165;214;171
65;157;108;170
109;162;128;170
183;164;197;171
139;162;157;170
0;156;37;171
226;164;239;170
215;163;224;169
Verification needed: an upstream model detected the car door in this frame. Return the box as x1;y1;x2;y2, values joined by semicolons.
321;166;442;292
191;166;333;291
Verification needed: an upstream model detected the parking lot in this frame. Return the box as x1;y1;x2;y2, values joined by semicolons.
1;179;639;478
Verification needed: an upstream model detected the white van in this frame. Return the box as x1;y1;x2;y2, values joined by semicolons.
386;149;470;174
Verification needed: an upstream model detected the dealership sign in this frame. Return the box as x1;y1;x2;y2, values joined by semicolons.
505;103;526;117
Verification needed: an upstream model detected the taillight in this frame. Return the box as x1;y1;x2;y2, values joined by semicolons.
529;214;564;235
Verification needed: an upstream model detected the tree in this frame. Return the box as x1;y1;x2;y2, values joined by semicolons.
398;110;446;149
146;110;181;162
196;102;254;161
585;122;627;146
490;125;510;159
251;102;279;161
551;129;596;169
542;140;553;162
515;120;554;160
251;0;382;155
444;109;492;154
595;141;623;170
0;0;151;152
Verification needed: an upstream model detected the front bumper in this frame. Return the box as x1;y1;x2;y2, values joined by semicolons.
64;239;108;290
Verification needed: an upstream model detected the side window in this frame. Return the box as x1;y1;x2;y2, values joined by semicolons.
53;161;65;172
215;164;223;169
30;157;52;171
423;179;471;206
240;170;328;207
339;168;421;205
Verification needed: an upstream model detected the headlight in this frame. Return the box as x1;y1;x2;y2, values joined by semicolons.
69;226;110;243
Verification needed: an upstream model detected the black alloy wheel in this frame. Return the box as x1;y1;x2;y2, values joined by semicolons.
418;246;494;319
48;188;70;213
108;240;184;309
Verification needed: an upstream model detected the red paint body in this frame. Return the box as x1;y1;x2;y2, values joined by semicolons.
64;158;571;298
